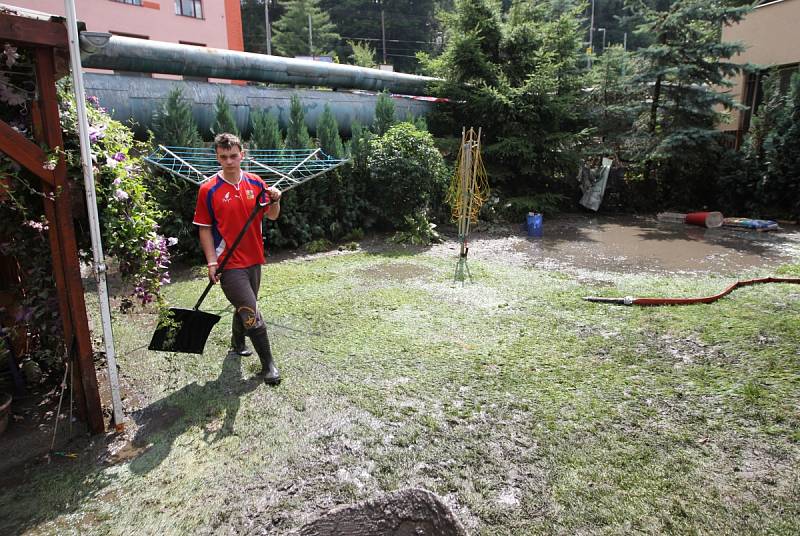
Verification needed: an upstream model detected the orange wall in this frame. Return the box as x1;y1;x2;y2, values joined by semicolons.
224;0;243;52
719;0;800;131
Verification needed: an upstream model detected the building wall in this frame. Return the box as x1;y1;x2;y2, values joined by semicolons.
10;0;242;50
719;0;800;132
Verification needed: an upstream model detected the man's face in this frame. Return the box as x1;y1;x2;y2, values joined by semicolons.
216;145;244;173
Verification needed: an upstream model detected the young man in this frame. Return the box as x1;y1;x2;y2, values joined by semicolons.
193;133;282;385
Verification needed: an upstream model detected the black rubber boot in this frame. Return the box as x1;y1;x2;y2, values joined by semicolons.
249;328;280;385
231;314;252;356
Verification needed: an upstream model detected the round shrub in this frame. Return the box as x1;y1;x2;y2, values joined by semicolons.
366;122;448;228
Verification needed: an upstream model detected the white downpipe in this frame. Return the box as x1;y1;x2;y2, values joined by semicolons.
63;0;125;431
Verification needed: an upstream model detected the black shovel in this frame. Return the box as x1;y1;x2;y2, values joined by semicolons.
148;188;269;354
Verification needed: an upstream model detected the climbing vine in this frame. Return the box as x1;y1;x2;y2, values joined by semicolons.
58;88;175;309
0;42;174;369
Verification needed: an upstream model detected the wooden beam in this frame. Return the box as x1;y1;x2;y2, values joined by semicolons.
0;120;56;186
34;47;105;434
0;13;68;48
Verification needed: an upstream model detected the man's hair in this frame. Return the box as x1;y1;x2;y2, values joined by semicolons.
213;133;243;152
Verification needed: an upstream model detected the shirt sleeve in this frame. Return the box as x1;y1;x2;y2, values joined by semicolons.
193;184;212;227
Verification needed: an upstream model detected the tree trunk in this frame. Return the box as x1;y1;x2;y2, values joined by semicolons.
649;74;662;134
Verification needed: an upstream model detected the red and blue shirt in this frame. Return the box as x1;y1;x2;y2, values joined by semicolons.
193;171;269;269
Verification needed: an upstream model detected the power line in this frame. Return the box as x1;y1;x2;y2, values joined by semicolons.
385;53;422;59
340;36;436;45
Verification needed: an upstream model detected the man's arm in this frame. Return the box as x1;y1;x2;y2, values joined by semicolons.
198;226;219;283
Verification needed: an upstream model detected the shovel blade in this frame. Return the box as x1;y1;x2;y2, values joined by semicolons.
148;308;221;354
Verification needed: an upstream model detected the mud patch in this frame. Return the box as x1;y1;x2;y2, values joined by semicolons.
432;215;800;276
104;442;150;465
357;262;435;283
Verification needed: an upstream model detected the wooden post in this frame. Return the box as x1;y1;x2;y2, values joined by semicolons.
0;11;105;433
34;47;104;434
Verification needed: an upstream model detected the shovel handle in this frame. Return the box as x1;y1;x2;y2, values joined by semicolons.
193;280;217;311
193;185;271;311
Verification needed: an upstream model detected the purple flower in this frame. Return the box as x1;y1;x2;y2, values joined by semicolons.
88;125;106;143
112;177;122;186
113;152;126;162
24;220;46;231
114;189;129;201
144;239;156;252
86;95;100;107
3;44;19;68
0;83;27;106
167;237;178;247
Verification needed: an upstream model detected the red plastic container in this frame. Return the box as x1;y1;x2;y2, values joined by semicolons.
685;211;723;228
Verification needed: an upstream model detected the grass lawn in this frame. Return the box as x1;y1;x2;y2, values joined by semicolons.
1;228;799;535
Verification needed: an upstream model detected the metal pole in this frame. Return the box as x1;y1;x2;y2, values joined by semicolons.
308;13;313;58
588;0;595;68
265;0;272;55
622;32;628;76
63;0;124;431
381;9;387;65
599;28;606;54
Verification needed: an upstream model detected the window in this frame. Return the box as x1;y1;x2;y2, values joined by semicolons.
740;63;799;135
175;0;203;19
111;0;143;5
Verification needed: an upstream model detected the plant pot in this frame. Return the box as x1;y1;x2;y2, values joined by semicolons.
0;391;11;436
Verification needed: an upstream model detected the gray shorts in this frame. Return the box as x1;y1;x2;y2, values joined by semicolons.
220;265;263;333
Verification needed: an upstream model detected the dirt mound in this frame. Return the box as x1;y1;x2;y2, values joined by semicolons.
299;487;467;536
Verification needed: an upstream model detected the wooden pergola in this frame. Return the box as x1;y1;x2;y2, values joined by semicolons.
0;9;104;433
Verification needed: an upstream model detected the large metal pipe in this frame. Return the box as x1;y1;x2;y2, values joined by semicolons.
79;32;439;96
84;73;434;138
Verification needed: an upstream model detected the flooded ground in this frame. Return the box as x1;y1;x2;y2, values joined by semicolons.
2;214;799;535
435;214;800;276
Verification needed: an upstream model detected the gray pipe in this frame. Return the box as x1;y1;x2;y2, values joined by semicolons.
84;73;434;138
80;32;440;96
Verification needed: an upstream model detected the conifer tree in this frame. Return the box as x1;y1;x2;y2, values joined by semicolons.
317;104;344;158
212;93;239;137
765;71;800;220
272;0;339;58
148;88;203;259
422;0;586;192
585;45;640;159
373;91;395;136
628;0;751;203
347;120;373;174
249;109;283;150
151;88;202;147
285;94;312;149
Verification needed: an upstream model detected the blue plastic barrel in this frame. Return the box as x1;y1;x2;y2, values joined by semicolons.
526;212;543;237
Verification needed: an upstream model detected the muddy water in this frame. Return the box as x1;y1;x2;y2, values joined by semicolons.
459;215;800;275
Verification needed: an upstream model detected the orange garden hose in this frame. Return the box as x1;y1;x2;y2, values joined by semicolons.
584;277;800;306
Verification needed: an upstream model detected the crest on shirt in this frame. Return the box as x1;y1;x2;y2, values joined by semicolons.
246;189;254;200
223;192;232;203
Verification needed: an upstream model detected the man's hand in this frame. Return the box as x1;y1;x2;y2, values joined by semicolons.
266;186;281;204
207;263;219;284
264;185;282;221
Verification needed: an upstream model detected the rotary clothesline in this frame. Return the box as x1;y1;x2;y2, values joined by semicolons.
144;145;349;192
447;127;490;283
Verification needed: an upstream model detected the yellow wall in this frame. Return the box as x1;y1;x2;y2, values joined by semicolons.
720;0;800;131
